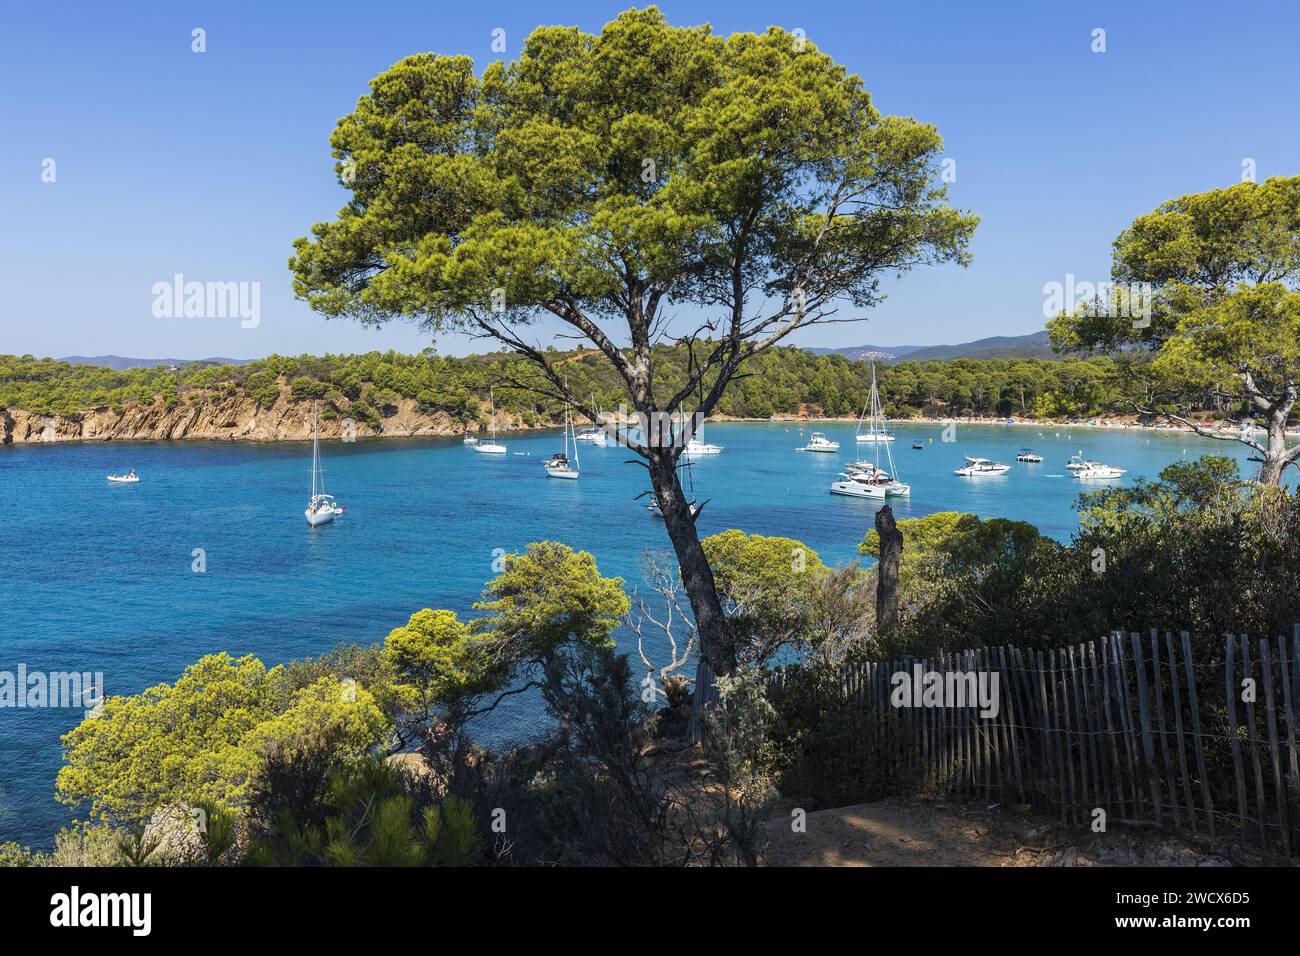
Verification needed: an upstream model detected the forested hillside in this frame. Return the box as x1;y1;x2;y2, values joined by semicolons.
0;344;1239;430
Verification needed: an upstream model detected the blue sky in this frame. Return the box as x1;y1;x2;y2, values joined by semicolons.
1;0;1296;359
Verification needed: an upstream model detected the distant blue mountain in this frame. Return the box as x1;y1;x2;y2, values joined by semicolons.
803;343;927;360
57;355;254;370
806;330;1056;363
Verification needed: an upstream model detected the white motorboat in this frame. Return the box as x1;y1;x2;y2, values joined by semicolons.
675;407;722;459
107;470;140;483
1074;463;1126;480
954;456;1010;477
855;362;895;442
544;404;580;479
463;435;479;445
830;471;888;498
474;388;507;454
680;436;723;458
1065;453;1091;471
799;432;840;453
575;393;608;445
1016;448;1044;463
304;404;345;526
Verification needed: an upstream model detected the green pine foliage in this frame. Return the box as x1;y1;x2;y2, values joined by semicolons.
0;346;1221;425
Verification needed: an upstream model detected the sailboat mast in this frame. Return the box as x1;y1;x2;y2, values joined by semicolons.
871;364;883;470
310;403;320;499
570;404;579;469
876;370;900;480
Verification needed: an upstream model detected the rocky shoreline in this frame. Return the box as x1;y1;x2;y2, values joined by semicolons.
0;395;532;445
0;398;1232;446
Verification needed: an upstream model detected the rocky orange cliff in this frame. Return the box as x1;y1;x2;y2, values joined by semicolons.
0;392;551;444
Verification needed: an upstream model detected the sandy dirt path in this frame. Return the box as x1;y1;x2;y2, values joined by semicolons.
762;797;1235;867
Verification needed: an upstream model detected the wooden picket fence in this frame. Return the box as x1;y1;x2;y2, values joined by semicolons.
766;626;1300;858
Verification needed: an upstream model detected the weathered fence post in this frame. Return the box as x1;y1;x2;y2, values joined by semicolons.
1130;632;1163;825
1225;635;1250;846
1150;631;1181;827
1183;631;1215;842
1260;639;1290;856
1239;636;1268;851
1164;632;1197;835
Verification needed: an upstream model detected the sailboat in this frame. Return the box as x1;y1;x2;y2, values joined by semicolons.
855;362;895;443
841;367;908;495
544;404;580;479
834;450;909;497
474;388;507;454
574;392;608;446
305;403;345;526
829;468;887;498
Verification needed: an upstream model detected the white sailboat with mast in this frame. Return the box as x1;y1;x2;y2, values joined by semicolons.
544;403;580;479
305;403;345;526
575;391;608;446
474;388;507;454
856;361;895;443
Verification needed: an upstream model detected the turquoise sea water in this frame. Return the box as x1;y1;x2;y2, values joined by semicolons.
0;422;1255;846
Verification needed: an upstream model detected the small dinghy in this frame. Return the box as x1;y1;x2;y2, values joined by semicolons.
107;470;140;483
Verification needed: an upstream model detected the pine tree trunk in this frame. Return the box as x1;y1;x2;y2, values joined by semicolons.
1258;411;1291;485
875;504;903;638
647;448;733;739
